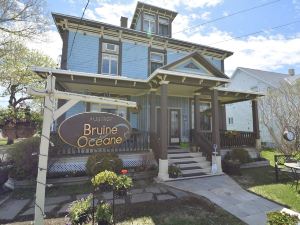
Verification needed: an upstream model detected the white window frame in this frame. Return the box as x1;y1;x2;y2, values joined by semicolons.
102;43;119;54
90;103;127;118
102;53;118;75
150;52;164;63
143;13;156;33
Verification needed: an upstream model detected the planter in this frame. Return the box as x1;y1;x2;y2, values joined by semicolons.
169;174;179;179
97;220;111;225
75;213;90;225
98;183;113;192
115;188;128;197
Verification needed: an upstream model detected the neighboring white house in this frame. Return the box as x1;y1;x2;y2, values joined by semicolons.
226;67;298;147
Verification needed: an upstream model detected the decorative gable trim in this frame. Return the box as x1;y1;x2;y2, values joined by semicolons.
161;51;229;79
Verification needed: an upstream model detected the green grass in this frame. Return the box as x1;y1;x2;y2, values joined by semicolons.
232;149;300;212
0;138;7;146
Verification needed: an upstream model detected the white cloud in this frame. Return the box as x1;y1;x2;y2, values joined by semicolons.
26;30;62;64
200;11;211;20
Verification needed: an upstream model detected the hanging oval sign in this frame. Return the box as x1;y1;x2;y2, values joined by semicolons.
58;112;132;148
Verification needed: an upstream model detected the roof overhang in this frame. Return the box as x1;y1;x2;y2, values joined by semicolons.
32;67;263;102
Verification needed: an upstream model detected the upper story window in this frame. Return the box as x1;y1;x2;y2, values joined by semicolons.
143;13;156;34
102;43;119;75
158;17;169;36
150;52;164;74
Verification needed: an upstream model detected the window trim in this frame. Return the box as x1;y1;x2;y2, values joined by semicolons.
158;16;169;36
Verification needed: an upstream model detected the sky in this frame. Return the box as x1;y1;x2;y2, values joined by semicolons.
32;0;300;76
1;0;300;106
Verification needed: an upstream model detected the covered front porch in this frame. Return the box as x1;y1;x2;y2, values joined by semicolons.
33;66;263;179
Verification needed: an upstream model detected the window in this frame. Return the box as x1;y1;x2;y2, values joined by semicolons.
101;42;119;75
158;17;169;36
150;52;164;73
199;102;211;131
90;103;126;118
143;13;156;34
228;117;234;124
102;54;118;75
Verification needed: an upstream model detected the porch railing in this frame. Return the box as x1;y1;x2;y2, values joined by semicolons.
220;130;255;148
50;131;150;156
190;129;213;161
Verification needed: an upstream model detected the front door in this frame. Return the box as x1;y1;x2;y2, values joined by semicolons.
169;109;181;145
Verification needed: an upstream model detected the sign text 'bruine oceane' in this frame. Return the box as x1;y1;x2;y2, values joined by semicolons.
58;112;132;148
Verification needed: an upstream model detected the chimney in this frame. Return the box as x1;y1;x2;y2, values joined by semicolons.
120;16;128;28
288;68;295;76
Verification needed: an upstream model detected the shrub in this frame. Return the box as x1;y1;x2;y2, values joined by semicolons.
168;164;181;178
225;148;251;164
67;195;92;225
267;211;299;225
7;136;40;179
222;160;241;175
95;202;112;224
86;153;123;177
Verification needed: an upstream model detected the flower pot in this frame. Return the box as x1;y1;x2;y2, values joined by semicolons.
97;220;111;225
76;212;90;225
99;183;113;192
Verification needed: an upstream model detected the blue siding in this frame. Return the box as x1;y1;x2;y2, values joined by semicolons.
65;102;86;118
204;56;222;71
122;42;148;79
167;50;188;64
67;31;99;73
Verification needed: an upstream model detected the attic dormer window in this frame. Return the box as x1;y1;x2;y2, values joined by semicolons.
143;13;156;34
158;17;169;36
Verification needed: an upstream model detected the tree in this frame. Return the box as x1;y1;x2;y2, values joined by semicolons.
259;80;300;154
0;41;55;144
0;0;49;58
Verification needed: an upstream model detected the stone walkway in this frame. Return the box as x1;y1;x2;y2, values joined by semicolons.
164;174;284;225
0;183;189;223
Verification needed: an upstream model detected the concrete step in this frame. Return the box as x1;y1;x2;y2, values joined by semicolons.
169;157;206;164
177;162;211;169
168;152;203;158
181;167;211;175
168;150;189;154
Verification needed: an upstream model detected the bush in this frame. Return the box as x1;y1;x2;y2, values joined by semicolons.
168;164;181;178
267;211;299;225
86;153;123;177
225;149;251;164
115;175;133;190
7;136;40;179
222;160;241;175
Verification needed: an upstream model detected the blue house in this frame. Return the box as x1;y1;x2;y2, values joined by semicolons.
33;2;262;180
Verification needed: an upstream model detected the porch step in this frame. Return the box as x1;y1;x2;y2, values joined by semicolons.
169;156;206;164
178;162;206;169
181;168;211;175
168;150;189;154
168;152;203;158
169;156;193;159
180;166;202;170
182;172;208;177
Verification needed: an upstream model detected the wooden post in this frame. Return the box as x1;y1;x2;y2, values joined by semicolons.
211;89;220;153
149;89;156;146
34;76;55;225
157;81;169;180
194;93;200;133
252;99;261;149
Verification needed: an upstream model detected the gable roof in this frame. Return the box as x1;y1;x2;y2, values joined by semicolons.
161;51;229;79
233;67;289;88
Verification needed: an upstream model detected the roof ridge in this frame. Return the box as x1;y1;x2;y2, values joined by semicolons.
238;67;288;76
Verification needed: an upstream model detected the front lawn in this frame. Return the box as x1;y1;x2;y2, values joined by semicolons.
232;149;300;212
6;197;245;225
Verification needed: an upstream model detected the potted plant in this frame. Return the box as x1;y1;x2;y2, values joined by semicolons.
95;202;112;225
67;195;92;225
91;170;117;192
115;174;133;197
168;164;181;178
